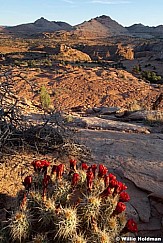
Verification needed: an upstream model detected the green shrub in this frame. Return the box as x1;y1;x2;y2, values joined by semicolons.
28;60;37;67
132;65;141;73
141;71;161;82
40;85;51;110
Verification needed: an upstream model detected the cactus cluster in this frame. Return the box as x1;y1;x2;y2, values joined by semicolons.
4;159;138;242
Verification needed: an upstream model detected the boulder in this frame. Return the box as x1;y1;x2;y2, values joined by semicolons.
119;110;163;121
122;162;163;200
126;202;139;221
150;200;163;215
99;107;120;115
139;218;162;231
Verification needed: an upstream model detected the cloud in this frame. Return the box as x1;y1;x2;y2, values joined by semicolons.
90;0;131;4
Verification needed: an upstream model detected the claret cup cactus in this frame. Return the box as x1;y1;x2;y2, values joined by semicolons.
5;160;138;242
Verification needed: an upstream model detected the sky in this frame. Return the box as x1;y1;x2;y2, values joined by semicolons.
0;0;162;27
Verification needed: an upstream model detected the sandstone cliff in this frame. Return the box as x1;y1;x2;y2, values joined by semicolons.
75;44;134;61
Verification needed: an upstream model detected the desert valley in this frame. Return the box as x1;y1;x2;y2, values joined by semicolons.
0;15;163;242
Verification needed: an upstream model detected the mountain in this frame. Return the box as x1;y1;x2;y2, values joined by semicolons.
74;15;130;38
6;17;73;34
127;23;163;38
3;16;163;39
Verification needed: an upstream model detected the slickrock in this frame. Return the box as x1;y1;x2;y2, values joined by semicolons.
75;116;151;133
77;128;163;236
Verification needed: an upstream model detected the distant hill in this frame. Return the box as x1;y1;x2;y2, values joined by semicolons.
2;16;163;39
127;24;163;38
6;17;73;34
0;26;6;31
74;15;130;38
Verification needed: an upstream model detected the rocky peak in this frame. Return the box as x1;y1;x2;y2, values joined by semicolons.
127;23;151;32
74;15;130;38
34;17;61;30
95;15;112;21
34;17;50;27
6;17;72;34
95;15;113;22
126;23;163;38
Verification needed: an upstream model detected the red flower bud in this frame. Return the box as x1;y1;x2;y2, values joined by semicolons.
82;163;89;170
87;170;94;191
109;179;118;188
119;191;130;202
109;173;116;181
23;176;32;190
70;159;77;171
42;174;50;201
98;164;108;178
126;219;138;233
115;202;126;213
91;164;97;177
115;182;127;193
56;164;64;180
72;173;80;186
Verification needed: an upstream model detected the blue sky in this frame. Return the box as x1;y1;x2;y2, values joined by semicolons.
0;0;162;27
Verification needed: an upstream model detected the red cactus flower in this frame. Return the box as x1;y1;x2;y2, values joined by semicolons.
51;165;57;174
70;159;77;171
72;173;80;186
42;160;50;167
119;191;130;202
119;181;127;191
87;170;94;191
31;160;42;171
56;164;64;180
100;186;112;198
104;174;109;187
23;176;32;190
115;202;126;213
98;164;108;178
87;166;92;172
91;164;97;177
82;163;89;170
115;181;128;193
31;160;50;172
109;173;116;181
42;174;51;201
109;179;118;188
126;219;138;233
